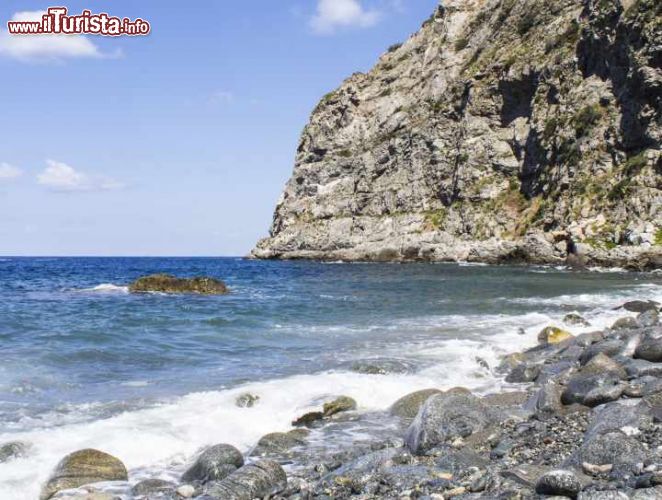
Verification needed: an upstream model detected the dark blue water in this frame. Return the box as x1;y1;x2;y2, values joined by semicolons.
0;257;660;498
1;257;659;420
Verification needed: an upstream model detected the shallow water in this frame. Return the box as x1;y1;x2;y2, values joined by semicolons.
0;257;660;498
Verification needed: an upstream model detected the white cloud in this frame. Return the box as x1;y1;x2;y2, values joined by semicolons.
310;0;381;35
0;10;110;62
37;160;123;192
0;162;23;180
209;90;235;105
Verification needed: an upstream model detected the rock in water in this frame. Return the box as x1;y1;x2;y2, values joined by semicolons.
538;326;574;345
323;396;357;417
618;301;660;313
40;449;128;500
128;274;228;295
390;389;443;419
251;429;309;457
564;313;591;327
235;393;260;408
0;441;29;463
204;460;287;499
181;444;244;483
405;392;492;455
292;411;325;427
131;479;176;497
250;0;661;269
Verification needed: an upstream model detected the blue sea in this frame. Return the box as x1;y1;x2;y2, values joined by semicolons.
0;257;660;498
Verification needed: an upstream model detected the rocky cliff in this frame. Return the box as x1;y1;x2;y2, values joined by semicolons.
253;0;661;269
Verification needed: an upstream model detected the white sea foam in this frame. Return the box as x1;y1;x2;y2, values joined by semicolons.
1;284;661;499
79;283;129;294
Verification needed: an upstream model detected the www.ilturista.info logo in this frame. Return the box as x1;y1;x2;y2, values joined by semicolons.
7;7;150;36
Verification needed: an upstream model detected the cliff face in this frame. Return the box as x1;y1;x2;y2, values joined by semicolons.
253;0;661;269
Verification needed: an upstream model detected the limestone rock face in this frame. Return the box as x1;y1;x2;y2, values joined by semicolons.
253;0;661;268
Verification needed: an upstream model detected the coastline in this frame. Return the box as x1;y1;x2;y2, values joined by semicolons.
12;280;662;499
251;232;662;272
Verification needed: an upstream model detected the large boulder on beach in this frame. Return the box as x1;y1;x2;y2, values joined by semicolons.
405;391;493;455
203;460;287;499
251;429;309;457
128;274;228;295
538;326;574;345
581;353;627;379
535;469;582;497
181;444;244;483
390;389;443;419
579;340;625;365
506;362;541;383
561;372;623;406
40;449;128;500
634;336;662;362
626;359;662;378
580;431;647;466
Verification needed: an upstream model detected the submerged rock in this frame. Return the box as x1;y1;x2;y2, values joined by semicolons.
348;358;417;375
181;444;244;483
235;393;260;408
203;460;287;499
40;449;128;500
128;274;228;295
0;441;29;463
390;389;443;419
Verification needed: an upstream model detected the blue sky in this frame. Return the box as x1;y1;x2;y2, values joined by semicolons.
0;0;437;256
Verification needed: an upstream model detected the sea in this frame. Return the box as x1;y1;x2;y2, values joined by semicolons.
0;257;660;498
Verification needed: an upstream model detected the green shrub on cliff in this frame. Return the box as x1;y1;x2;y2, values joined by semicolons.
574;104;602;138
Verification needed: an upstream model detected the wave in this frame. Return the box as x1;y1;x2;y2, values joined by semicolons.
2;284;660;499
78;283;129;294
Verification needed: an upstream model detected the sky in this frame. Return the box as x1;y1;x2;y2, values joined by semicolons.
0;0;438;256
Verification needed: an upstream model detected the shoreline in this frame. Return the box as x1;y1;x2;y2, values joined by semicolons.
16;292;662;499
250;241;662;273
